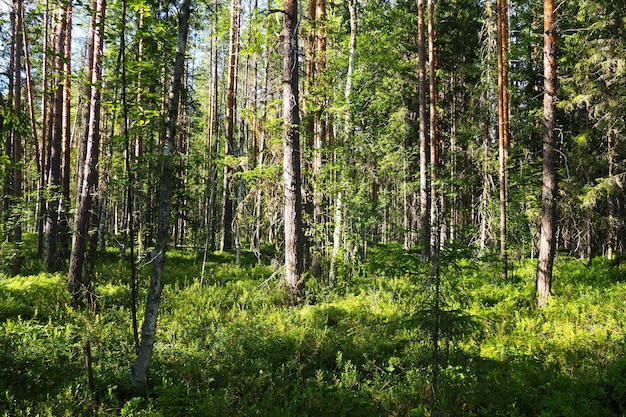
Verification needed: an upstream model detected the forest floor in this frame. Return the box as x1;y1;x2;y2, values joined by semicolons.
1;238;626;416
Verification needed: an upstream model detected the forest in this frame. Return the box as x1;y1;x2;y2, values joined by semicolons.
1;0;626;415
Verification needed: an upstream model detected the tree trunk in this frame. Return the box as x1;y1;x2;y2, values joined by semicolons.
428;0;439;249
118;0;139;354
251;26;271;259
207;9;220;252
417;0;430;260
45;6;68;272
330;0;356;284
497;0;509;280
20;5;40;195
307;0;326;277
130;0;190;393
221;0;240;252
249;0;262;260
536;0;557;309
60;3;72;261
202;20;220;279
37;0;51;257
477;0;496;254
67;0;105;304
282;0;304;298
10;0;24;275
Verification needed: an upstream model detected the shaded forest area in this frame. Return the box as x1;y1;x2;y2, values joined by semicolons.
1;0;626;414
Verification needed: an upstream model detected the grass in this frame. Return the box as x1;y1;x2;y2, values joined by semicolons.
1;242;626;416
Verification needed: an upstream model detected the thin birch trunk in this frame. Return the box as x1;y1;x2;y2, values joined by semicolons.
130;0;191;393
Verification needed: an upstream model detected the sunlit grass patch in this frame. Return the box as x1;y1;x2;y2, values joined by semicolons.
0;273;69;321
2;247;626;416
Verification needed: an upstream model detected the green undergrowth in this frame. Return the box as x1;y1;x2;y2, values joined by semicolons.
1;244;626;416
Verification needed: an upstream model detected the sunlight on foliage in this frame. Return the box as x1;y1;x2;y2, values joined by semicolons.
2;250;626;416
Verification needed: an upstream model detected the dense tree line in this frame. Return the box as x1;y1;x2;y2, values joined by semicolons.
1;0;625;391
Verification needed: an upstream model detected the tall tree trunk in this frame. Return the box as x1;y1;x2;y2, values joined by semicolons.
221;0;240;252
417;0;430;260
67;0;105;304
536;0;557;308
45;6;69;272
315;0;327;263
249;0;261;259
477;0;496;253
2;0;26;274
4;5;15;226
207;9;220;252
118;0;139;354
427;6;441;395
282;0;304;298
133;7;146;257
497;0;509;280
37;0;51;256
9;0;24;275
306;0;323;277
202;20;220;279
60;3;72;260
329;0;356;284
428;0;439;248
19;6;42;259
130;0;190;393
75;0;97;206
251;26;271;259
20;6;40;187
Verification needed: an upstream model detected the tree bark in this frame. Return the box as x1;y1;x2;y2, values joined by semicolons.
67;0;105;304
221;0;240;252
282;0;304;298
10;0;24;275
36;0;51;256
130;0;191;393
45;6;69;272
202;17;220;279
117;0;139;354
477;0;497;253
330;0;356;284
208;9;220;252
536;0;557;309
417;0;430;260
428;0;439;248
20;6;40;184
497;0;509;280
308;0;326;277
60;3;73;260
